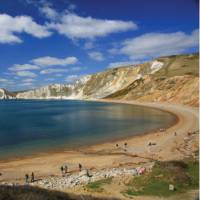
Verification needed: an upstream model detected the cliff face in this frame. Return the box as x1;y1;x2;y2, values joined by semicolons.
0;89;16;99
14;60;166;100
16;67;140;99
106;54;199;107
0;53;198;106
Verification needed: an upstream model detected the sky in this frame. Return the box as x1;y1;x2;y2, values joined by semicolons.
0;0;198;91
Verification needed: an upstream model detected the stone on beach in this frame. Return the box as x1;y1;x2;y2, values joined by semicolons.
20;167;139;190
169;184;175;191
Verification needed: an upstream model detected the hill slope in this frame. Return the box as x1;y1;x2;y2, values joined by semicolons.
105;53;199;106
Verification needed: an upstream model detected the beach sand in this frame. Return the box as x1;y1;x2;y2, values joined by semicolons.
0;100;198;199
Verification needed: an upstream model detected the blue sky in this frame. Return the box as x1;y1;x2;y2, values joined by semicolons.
0;0;198;91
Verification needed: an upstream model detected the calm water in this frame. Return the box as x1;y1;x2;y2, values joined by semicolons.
0;100;176;159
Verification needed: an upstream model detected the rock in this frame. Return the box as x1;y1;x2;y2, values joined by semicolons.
169;184;175;191
22;166;144;190
79;169;88;176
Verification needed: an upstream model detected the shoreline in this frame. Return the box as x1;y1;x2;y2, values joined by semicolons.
0;99;198;184
0;99;178;163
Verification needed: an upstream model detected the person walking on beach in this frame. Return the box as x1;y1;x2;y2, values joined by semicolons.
25;174;29;183
123;142;128;151
124;142;128;148
79;163;82;171
86;169;92;178
60;166;64;176
31;172;34;183
64;165;68;174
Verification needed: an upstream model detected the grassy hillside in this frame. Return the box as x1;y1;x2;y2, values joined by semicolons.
123;159;199;198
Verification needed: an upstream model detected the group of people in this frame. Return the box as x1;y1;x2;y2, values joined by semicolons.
116;142;128;150
116;142;128;147
60;163;83;176
25;172;34;183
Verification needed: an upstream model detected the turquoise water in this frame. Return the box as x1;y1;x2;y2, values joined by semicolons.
0;100;176;159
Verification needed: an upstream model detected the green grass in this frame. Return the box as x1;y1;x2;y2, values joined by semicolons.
85;178;113;192
126;180;171;196
186;160;199;189
123;159;199;197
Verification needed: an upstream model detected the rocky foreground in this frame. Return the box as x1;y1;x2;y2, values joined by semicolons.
1;167;147;189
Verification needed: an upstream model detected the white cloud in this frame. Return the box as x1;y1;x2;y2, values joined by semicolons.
0;13;51;44
54;74;63;77
32;56;78;66
68;4;77;11
107;61;136;69
0;78;8;82
108;48;119;55
71;66;83;71
65;75;79;83
15;71;37;78
40;6;58;20
45;78;55;81
48;13;137;39
40;68;68;74
22;78;35;83
116;29;199;60
0;78;14;86
8;64;40;71
18;82;33;87
84;41;94;49
88;51;104;61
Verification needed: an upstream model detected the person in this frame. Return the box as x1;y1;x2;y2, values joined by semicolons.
25;174;29;183
79;163;82;171
116;144;119;147
86;169;92;177
174;132;177;136
86;169;90;177
60;166;64;176
124;142;128;148
64;165;68;174
31;172;34;183
148;142;152;146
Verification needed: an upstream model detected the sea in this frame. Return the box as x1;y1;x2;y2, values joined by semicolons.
0;100;176;159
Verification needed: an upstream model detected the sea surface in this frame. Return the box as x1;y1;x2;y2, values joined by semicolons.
0;100;176;159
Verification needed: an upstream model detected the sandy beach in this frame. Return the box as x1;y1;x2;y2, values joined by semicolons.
0;100;199;199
